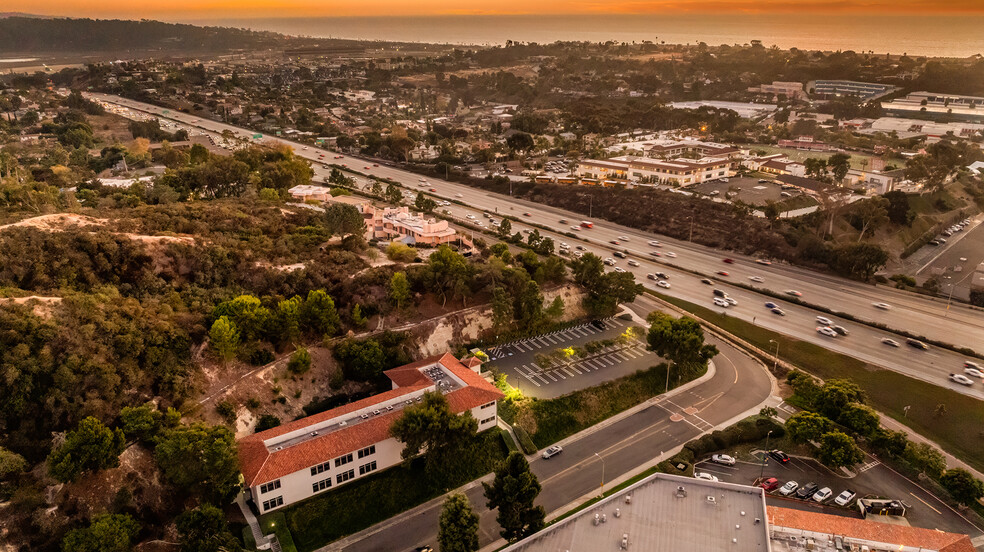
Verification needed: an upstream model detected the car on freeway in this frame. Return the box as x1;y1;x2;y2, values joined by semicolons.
711;454;736;466
429;188;437;192
571;225;580;230
665;252;677;258
542;445;563;459
365;166;371;169
455;193;463;198
764;302;778;309
769;450;790;464
759;477;779;491
723;258;734;264
373;163;379;167
648;240;661;246
796;482;819;499
657;280;671;289
834;489;857;506
816;316;834;326
618;236;630;241
695;472;719;482
654;271;669;280
964;361;982;370
724;297;738;306
604;258;616;266
813;487;833;503
832;325;850;336
872;302;891;310
649;251;662;257
778;481;799;496
713;297;730;308
628;260;640;267
647;273;657;280
717;271;730;276
771;308;786;316
523;212;532;217
964;367;984;379
881;338;900;347
950;373;974;386
559;219;568;224
755;259;772;265
749;276;765;283
785;290;802;297
610;240;620;245
614;267;626;273
614;251;626;258
817;326;838;338
414;547;434;552
701;278;713;285
906;338;929;350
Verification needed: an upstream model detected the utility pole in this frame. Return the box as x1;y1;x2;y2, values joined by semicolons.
769;339;779;371
594;453;606;495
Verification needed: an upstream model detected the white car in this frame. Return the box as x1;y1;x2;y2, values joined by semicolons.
604;258;616;266
964;367;984;379
713;297;730;308
881;338;900;347
950;373;974;386
614;267;626;273
834;489;856;506
455;193;463;198
748;276;765;283
627;260;640;267
872;302;891;310
618;236;630;241
665;252;677;258
466;214;476;220
965;361;982;371
724;297;738;306
816;316;834;326
542;445;563;459
812;487;833;503
648;240;661;247
657;280;671;289
695;472;719;482
816;326;838;338
779;481;799;496
711;454;736;466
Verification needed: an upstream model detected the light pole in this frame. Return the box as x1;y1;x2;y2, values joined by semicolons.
769;339;779;371
665;363;671;394
760;430;773;480
594;453;606;495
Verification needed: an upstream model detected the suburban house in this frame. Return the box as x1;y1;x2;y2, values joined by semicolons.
363;205;459;246
238;353;503;513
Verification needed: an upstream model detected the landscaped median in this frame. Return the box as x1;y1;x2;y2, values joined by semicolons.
651;290;984;475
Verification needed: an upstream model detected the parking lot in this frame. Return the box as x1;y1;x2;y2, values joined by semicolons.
487;317;660;398
690;176;794;205
693;452;982;537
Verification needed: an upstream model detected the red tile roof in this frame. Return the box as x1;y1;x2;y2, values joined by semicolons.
238;353;503;487
767;506;975;552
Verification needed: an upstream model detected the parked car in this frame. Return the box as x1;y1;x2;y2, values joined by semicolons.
779;481;799;496
542;445;563;459
834;489;857;506
769;450;790;464
759;477;779;491
796;482;819;499
695;472;719;482
812;487;833;503
711;454;736;466
950;373;974;386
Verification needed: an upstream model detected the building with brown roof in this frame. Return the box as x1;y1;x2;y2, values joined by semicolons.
238;353;502;513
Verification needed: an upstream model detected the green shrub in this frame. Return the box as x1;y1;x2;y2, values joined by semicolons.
512;425;538;455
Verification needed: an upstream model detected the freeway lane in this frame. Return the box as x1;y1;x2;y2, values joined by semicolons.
331;294;774;552
86;94;984;395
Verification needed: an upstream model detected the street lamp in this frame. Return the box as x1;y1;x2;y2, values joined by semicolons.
768;339;780;371
760;430;773;480
594;453;606;495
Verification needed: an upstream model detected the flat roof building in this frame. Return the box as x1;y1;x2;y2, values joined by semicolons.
809;80;898;100
577;156;732;186
881;92;984;123
238;353;501;513
364;205;458;246
748;81;807;101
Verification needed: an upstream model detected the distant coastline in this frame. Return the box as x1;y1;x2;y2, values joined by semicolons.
183;14;984;58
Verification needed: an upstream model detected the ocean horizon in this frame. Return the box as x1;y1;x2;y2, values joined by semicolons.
183;14;984;58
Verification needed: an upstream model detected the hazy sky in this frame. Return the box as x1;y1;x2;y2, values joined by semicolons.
15;0;984;19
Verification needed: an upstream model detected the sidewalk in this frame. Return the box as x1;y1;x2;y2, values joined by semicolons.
878;413;984;482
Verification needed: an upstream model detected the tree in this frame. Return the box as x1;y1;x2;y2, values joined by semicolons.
506;132;535;152
785;411;833;443
0;446;27;479
351;304;367;327
483;452;546;542
334;338;388;381
276;296;303;346
882;190;914;226
646;313;718;374
209;316;240;362
324;203;366;239
827;153;851;182
302;289;341;338
545;296;565;320
424;245;475;307
390;391;478;479
941;468;984;506
287;347;312;375
176;504;244;552
62;514;140;552
386;242;417;262
816;431;865;469
838;403;880;437
438;493;480;552
119;404;163;443
497;218;512;239
213;295;270;342
904;441;947;477
491;286;514;330
763;201;781;225
816;379;866;419
804;157;828;180
828;243;889;281
390;271;412;309
850;196;889;242
415;192;437;213
155;423;241;504
385;182;403;204
572;254;642;316
516;280;545;330
870;428;909;458
48;416;126;483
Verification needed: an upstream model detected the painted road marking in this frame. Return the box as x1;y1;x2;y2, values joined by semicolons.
909;492;943;515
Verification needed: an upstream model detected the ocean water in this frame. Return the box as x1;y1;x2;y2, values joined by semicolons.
187;14;984;58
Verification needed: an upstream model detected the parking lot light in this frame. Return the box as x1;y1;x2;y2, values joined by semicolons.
760;430;773;480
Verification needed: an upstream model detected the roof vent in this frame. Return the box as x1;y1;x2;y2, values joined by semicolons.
625;495;632;504
614;508;621;518
706;495;717;505
675;486;687;498
311;431;318;436
620;533;629;550
338;421;347;427
275;446;283;451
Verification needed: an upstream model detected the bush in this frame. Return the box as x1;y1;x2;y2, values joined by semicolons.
215;401;237;423
287;347;311;375
255;414;281;433
512;425;538;455
247;347;275;366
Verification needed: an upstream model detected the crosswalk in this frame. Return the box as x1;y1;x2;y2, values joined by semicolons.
858;460;881;473
487;317;627;360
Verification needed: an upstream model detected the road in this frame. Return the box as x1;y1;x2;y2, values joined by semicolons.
328;294;774;551
86;93;984;399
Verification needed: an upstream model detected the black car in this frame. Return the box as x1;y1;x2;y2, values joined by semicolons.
656;272;669;280
906;338;929;350
795;482;819;499
768;450;790;464
701;278;713;285
591;320;606;330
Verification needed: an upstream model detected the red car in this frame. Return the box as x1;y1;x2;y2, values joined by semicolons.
365;166;371;169
759;477;779;491
723;258;734;264
523;212;532;217
717;271;730;276
429;188;437;192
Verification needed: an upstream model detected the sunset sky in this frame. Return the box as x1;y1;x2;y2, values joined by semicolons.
13;0;984;19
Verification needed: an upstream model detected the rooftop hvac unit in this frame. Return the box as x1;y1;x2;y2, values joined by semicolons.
706;495;717;505
625;495;632;504
338;421;347;427
614;508;621;518
620;534;629;550
675;486;687;498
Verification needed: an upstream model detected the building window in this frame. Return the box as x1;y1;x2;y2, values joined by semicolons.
310;461;330;476
336;469;355;484
312;477;332;493
259;480;281;494
359;461;378;476
481;401;495;410
262;496;284;511
358;445;376;459
480;416;496;425
334;453;354;468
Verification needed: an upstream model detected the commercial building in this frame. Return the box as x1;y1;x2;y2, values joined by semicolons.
238;353;502;513
669;100;778;119
861;117;984;140
363;205;458;246
577;156;732;186
843;168;905;195
644;140;742;160
748;81;807;100
809;80;898;100
758;159;807;178
500;472;975;552
881;92;984;123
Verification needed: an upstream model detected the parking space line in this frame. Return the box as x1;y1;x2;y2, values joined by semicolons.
602;357;615;366
612;319;625;327
543;371;558;382
561;367;577;377
566;365;582;375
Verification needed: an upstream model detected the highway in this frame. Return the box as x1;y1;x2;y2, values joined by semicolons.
86;93;984;398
